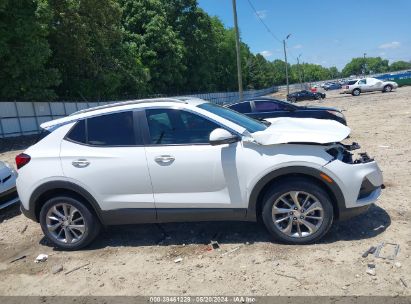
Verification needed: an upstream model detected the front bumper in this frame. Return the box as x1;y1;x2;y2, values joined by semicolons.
322;155;383;219
0;186;20;209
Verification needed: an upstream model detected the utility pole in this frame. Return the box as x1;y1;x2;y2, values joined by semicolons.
363;53;367;77
283;34;291;95
232;0;243;100
297;54;303;89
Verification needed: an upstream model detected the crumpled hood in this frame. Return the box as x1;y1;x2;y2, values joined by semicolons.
251;117;351;145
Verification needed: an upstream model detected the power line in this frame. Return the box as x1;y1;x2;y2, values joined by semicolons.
246;0;282;44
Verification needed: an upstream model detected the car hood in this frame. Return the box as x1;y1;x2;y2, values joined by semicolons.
250;117;350;145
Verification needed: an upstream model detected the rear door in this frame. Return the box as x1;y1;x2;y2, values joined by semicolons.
60;110;155;221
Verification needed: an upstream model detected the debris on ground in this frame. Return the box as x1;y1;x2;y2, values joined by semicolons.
373;225;385;231
394;262;402;268
210;240;220;250
374;242;400;260
65;262;90;275
174;257;183;263
35;254;48;263
20;224;28;234
400;278;408;288
51;265;63;274
10;255;26;263
362;246;377;258
221;246;241;256
274;272;302;284
366;264;376;276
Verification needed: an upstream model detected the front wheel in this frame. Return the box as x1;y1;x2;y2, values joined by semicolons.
290;97;297;103
39;196;101;250
261;178;334;244
383;85;393;93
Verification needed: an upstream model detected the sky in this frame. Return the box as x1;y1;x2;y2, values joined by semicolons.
197;0;411;69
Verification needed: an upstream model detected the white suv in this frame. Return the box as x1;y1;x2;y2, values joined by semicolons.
16;98;383;250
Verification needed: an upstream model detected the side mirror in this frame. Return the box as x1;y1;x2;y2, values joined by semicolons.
209;128;240;146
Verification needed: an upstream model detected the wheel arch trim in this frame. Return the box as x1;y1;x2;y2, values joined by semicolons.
27;180;104;223
246;166;346;221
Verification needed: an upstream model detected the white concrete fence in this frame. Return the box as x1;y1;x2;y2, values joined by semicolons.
0;86;280;138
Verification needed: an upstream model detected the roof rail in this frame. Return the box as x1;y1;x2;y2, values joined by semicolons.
70;97;188;116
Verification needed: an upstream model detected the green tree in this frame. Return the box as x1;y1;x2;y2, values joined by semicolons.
47;0;145;100
342;57;388;77
119;0;185;95
390;60;411;72
247;54;272;89
0;0;60;100
328;66;340;79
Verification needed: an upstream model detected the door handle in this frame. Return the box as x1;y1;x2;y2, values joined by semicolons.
154;155;175;164
72;159;90;168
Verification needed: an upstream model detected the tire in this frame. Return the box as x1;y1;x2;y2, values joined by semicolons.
39;196;101;250
290;97;297;103
383;85;393;93
352;89;361;96
261;178;334;244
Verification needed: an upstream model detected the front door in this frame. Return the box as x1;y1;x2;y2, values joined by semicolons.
143;108;246;221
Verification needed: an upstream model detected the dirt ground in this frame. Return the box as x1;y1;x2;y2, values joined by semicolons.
0;87;410;296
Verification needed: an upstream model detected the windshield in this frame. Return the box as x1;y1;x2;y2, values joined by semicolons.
198;103;267;133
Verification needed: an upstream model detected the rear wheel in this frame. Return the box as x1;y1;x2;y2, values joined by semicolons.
383;85;393;92
352;89;361;96
290;97;297;103
39;196;101;250
261;178;334;244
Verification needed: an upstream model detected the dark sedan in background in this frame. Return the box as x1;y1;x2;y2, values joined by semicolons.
324;83;342;91
287;90;326;102
226;97;347;125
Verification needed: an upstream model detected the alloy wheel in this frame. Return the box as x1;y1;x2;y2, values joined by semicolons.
272;191;324;238
46;203;86;244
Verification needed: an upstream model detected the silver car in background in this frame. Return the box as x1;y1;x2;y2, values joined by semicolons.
0;161;19;209
342;77;398;96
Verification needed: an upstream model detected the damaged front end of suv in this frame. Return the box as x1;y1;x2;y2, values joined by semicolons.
251;117;384;220
323;141;383;215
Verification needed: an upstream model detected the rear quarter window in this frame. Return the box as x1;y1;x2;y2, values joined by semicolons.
65;111;138;146
347;80;357;85
66;120;86;144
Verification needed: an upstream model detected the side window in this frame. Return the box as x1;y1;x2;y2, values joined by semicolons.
228;102;252;113
66;111;137;146
87;111;135;146
254;101;287;112
359;79;366;84
66;120;86;144
146;109;220;145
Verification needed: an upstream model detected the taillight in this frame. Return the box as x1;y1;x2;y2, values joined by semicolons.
15;153;31;169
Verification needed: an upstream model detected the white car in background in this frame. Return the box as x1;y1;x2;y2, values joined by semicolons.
342;77;398;96
0;161;19;209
